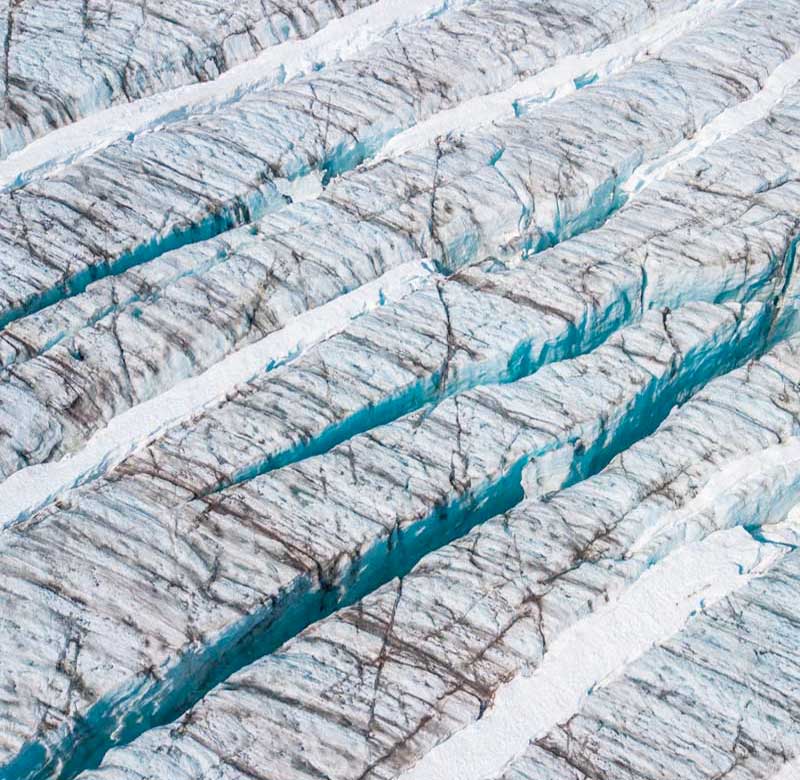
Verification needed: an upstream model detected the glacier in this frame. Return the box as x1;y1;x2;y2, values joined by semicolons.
500;545;800;779
58;327;800;780
2;0;800;779
2;0;799;483
0;0;383;159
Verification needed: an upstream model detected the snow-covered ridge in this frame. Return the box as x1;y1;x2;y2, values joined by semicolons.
0;0;463;184
376;0;739;162
0;0;387;160
0;0;727;195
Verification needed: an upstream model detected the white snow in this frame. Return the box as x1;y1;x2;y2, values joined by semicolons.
624;37;800;195
0;0;753;193
0;0;462;192
377;0;736;161
773;756;800;779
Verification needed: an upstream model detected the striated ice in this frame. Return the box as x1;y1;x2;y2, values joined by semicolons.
0;0;702;329
2;1;800;779
0;298;772;777
0;0;381;159
71;330;800;780
1;0;798;481
499;547;800;779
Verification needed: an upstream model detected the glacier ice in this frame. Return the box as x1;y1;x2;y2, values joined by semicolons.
0;0;381;160
0;295;784;777
66;328;800;780
1;0;799;482
0;0;702;329
500;547;800;779
1;1;800;779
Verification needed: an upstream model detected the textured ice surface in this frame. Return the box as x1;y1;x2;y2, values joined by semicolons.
500;547;800;780
68;331;800;780
1;0;797;482
0;0;700;330
0;298;772;775
0;0;381;159
2;0;800;779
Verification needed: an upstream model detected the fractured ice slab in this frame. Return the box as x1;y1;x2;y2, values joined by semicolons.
0;300;766;778
2;2;800;778
2;0;799;480
0;0;380;159
0;0;703;332
71;329;800;780
500;547;800;779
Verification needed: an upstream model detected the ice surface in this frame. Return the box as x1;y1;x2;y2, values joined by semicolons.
1;0;798;483
2;1;800;779
70;329;800;780
0;296;772;778
0;0;381;159
500;547;800;779
0;0;700;330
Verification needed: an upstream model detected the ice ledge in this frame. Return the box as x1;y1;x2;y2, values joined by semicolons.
0;0;462;176
400;523;797;780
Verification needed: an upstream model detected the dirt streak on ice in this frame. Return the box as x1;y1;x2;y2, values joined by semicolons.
377;0;739;161
0;0;464;191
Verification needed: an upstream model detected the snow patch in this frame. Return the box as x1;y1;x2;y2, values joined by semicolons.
0;0;464;192
376;0;737;161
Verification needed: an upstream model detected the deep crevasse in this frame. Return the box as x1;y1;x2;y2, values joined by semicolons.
69;319;800;780
0;297;778;780
3;63;800;521
1;2;800;779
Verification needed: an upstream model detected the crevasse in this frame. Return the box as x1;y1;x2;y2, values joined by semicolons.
2;294;788;780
